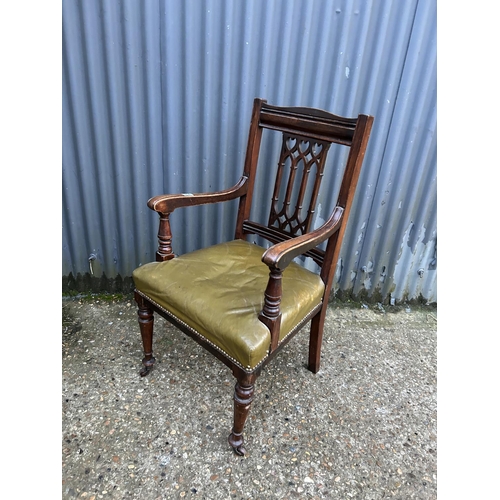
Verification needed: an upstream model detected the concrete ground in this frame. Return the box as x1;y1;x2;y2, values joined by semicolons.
62;295;437;500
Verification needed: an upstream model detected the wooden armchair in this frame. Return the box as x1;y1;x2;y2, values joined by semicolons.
132;98;373;455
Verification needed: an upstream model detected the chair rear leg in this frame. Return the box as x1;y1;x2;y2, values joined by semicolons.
228;372;257;456
308;308;327;373
135;292;156;377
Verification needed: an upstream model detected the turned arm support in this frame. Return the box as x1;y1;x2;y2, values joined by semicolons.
258;206;344;352
148;176;248;261
258;268;283;352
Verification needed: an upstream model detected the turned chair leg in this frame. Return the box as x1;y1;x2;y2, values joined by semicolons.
135;293;156;377
228;373;257;456
308;309;326;374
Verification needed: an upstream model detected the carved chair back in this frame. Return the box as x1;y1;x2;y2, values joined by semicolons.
235;99;373;295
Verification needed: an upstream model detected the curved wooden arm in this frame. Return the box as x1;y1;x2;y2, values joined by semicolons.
261;206;344;270
149;175;249;261
147;176;248;213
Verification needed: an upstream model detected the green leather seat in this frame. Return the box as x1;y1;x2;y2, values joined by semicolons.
133;239;325;370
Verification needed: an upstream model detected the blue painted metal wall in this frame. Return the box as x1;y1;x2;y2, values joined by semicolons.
62;0;436;304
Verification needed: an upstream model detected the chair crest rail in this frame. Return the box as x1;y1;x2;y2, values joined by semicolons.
259;103;357;145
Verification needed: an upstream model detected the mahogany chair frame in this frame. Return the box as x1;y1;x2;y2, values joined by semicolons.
134;98;374;455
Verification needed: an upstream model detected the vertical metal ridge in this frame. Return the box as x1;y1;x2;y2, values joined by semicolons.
330;0;420;296
347;0;436;303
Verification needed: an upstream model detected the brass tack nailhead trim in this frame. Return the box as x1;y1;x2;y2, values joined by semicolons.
135;289;322;373
135;290;267;372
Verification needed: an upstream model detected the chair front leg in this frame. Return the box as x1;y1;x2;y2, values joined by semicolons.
135;292;156;377
228;371;257;456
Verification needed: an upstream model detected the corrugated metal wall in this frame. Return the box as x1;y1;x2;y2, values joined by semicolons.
62;0;436;304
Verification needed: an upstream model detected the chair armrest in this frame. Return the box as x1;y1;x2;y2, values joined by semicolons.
147;175;248;213
259;206;343;351
261;206;344;270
